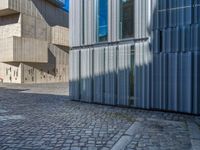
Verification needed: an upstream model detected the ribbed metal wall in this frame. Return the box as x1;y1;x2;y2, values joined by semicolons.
70;0;150;44
108;0;120;42
83;0;97;45
69;50;80;100
93;47;105;103
134;41;152;109
146;0;200;114
69;0;83;47
69;0;200;114
69;44;133;106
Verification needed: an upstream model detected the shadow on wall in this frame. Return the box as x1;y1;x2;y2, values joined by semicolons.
69;1;200;115
5;62;21;67
31;0;69;27
69;44;152;107
21;44;69;83
0;13;20;26
24;50;57;76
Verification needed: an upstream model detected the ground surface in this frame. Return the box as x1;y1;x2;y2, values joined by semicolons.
0;83;200;150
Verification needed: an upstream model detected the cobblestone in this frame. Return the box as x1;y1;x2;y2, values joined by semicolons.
0;83;199;150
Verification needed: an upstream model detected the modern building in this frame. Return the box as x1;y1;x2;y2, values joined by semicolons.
0;0;69;83
69;0;200;115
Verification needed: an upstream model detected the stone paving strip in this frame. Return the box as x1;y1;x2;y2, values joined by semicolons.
0;83;199;150
111;121;142;150
111;118;192;150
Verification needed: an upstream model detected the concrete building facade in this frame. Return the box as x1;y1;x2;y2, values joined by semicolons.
69;0;200;114
0;0;69;83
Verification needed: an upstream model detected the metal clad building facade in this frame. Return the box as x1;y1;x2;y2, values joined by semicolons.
69;0;200;115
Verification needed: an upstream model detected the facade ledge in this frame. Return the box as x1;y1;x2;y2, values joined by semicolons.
51;26;69;47
0;0;19;16
0;37;48;63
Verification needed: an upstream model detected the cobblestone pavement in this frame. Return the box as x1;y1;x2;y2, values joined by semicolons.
0;83;199;150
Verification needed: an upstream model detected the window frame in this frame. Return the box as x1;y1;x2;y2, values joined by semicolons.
119;0;134;39
96;0;109;43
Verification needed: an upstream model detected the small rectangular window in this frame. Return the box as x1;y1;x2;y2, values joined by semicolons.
97;0;108;42
120;0;134;39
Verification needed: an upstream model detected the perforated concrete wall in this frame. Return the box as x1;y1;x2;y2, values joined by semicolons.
0;0;69;84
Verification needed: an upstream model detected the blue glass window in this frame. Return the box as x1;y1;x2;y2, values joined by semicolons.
97;0;108;42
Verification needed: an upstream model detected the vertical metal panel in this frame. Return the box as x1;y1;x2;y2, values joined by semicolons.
168;0;177;27
180;26;191;52
151;53;161;109
159;53;164;110
193;52;200;114
117;44;131;106
93;47;105;103
134;42;141;107
108;0;112;42
134;41;152;108
134;0;149;39
141;43;146;107
69;50;73;99
185;26;191;52
80;49;93;102
191;24;200;51
143;41;152;108
176;0;184;26
104;46;117;105
158;0;167;29
146;0;151;36
138;42;145;108
161;53;168;110
134;0;140;38
184;1;192;25
178;52;192;113
168;53;178;111
194;1;200;24
152;30;160;53
172;27;180;52
83;0;96;45
152;0;159;30
163;28;172;53
141;0;146;37
69;0;84;47
69;50;80;100
108;0;120;42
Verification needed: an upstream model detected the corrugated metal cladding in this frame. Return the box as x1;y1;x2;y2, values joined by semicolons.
149;0;200;114
69;0;200;115
69;0;150;45
69;44;133;106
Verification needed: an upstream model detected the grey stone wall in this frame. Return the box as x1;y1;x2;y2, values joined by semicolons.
0;0;69;84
